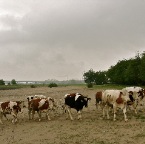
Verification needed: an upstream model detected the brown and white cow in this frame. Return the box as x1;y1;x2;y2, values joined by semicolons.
0;101;22;124
64;93;91;120
101;90;130;122
28;97;55;121
1;100;26;121
122;86;145;114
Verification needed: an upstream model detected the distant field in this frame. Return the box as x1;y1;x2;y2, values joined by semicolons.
0;83;144;90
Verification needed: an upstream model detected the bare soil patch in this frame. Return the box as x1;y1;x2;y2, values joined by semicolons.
0;86;145;144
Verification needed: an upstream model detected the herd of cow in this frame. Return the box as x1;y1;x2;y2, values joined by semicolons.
0;86;145;124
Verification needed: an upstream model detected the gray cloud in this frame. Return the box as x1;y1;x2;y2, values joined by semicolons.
0;0;145;81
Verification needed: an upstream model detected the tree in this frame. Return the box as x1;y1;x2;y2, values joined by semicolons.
11;79;17;85
83;69;96;85
139;52;145;84
94;71;107;85
0;79;5;85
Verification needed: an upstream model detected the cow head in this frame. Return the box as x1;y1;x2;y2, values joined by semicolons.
27;96;34;102
13;105;21;113
47;97;56;110
83;97;91;107
137;89;145;100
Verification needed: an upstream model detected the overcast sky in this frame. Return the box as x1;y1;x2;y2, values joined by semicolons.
0;0;145;81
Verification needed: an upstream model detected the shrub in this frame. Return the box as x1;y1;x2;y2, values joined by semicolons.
48;83;58;88
11;79;17;85
30;85;36;88
87;83;93;88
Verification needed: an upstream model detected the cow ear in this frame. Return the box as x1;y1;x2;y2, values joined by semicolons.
87;98;91;101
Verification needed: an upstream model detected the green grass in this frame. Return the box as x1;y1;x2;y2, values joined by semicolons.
0;83;144;90
0;84;47;90
93;84;127;90
0;85;23;90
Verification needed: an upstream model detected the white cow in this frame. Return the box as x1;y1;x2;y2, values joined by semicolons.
101;90;130;122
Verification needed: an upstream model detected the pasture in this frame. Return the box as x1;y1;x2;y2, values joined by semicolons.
0;85;145;144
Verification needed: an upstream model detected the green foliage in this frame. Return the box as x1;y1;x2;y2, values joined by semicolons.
139;52;145;84
0;79;5;85
83;69;108;86
107;52;145;85
0;85;22;90
11;79;17;85
48;83;58;88
95;71;107;85
84;51;145;86
83;69;96;84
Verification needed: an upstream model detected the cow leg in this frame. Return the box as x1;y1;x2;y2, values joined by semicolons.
113;107;117;121
0;112;3;124
102;107;106;119
3;113;8;120
11;112;17;124
123;106;128;122
77;110;82;120
32;110;35;120
28;109;32;120
66;107;74;120
46;110;51;121
38;111;42;121
133;103;138;114
106;106;110;119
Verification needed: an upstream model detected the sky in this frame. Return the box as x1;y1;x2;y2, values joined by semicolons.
0;0;145;81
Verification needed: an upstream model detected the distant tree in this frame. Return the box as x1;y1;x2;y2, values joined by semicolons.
139;52;145;84
107;59;135;85
83;51;145;85
83;69;96;85
0;79;5;85
94;71;107;85
11;79;17;85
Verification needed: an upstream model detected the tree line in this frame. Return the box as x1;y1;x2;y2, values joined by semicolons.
83;52;145;86
0;79;17;85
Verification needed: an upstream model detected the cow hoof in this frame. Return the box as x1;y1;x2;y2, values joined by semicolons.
125;119;128;122
38;119;41;122
113;119;116;121
12;121;15;124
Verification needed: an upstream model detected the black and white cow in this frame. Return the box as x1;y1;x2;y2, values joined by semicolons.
64;93;91;120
